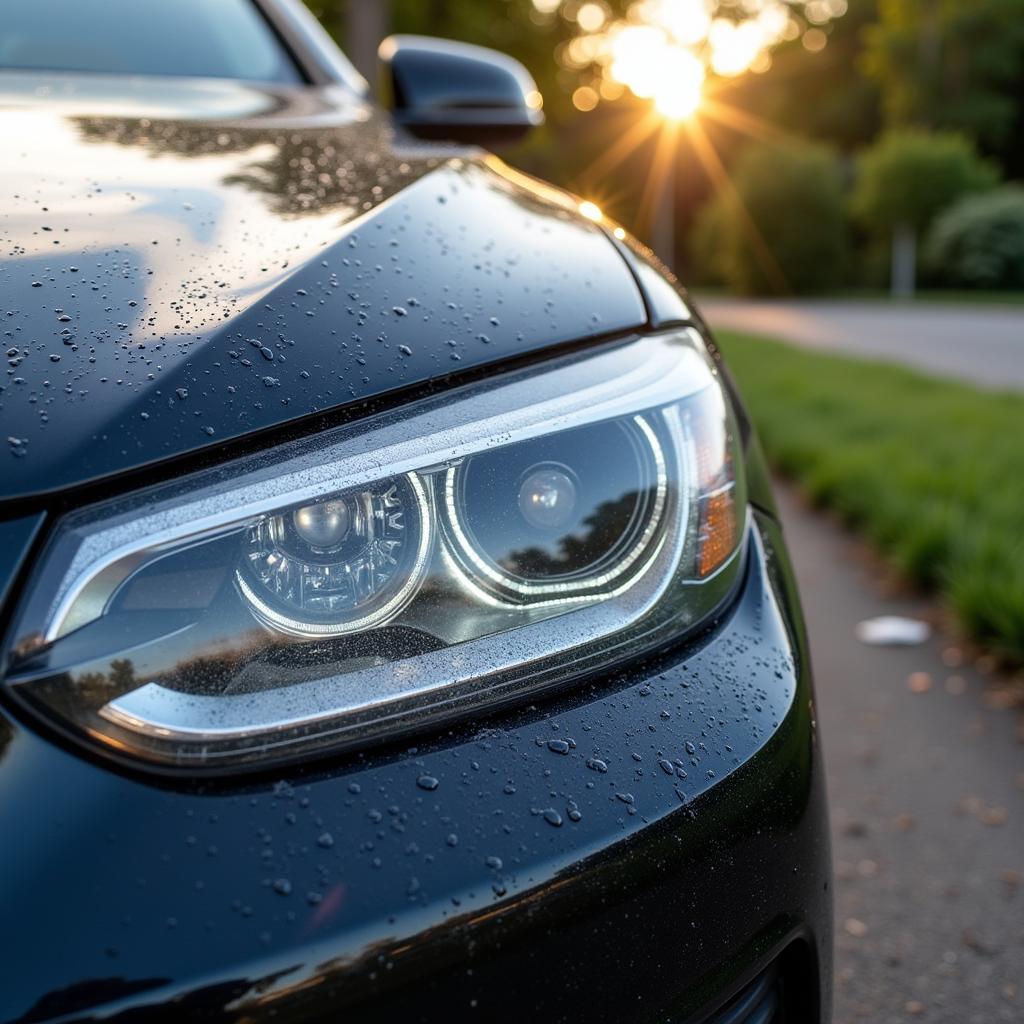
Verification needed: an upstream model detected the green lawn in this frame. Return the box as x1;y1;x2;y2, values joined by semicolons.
718;330;1024;666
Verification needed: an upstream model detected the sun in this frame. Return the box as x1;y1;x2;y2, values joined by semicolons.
654;87;702;121
558;0;844;125
552;0;845;282
652;61;704;121
608;25;706;121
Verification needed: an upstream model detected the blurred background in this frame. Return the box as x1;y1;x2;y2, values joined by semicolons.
316;0;1024;300
314;4;1024;1020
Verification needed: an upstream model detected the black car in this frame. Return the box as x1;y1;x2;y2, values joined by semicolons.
0;1;831;1021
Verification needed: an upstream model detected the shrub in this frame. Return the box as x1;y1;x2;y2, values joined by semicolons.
850;129;998;236
689;143;849;296
924;186;1024;289
849;129;998;294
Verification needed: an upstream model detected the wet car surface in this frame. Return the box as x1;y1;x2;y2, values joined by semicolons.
0;75;645;500
0;4;831;1021
2;516;829;1023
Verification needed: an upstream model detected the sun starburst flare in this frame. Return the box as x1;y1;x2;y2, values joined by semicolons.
549;0;848;120
547;0;851;288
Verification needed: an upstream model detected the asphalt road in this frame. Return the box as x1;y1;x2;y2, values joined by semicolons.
777;483;1024;1023
698;298;1024;391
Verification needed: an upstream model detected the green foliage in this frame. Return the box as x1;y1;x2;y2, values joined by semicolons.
689;144;849;295
863;0;1024;166
725;0;882;152
719;330;1024;664
850;129;998;235
924;187;1024;289
312;1;1024;263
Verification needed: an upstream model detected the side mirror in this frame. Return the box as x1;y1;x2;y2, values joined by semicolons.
378;35;543;146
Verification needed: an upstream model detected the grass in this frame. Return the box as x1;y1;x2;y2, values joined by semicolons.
718;330;1024;666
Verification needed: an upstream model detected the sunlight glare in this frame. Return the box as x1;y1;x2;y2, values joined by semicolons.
610;25;705;119
575;2;607;32
563;0;849;272
609;25;665;99
708;18;766;77
652;0;711;46
559;0;841;118
652;51;705;120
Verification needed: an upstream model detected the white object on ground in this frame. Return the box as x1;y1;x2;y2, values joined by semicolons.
855;616;931;647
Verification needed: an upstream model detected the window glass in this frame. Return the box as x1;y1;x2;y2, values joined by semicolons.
0;0;301;83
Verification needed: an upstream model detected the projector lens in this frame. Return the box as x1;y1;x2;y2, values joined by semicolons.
237;474;430;635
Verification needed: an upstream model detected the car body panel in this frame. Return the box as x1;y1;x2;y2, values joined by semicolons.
0;17;829;1019
0;72;647;504
0;515;45;611
0;514;830;1024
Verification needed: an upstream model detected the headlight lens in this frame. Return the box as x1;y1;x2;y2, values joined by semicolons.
443;415;668;601
3;329;747;771
238;474;432;635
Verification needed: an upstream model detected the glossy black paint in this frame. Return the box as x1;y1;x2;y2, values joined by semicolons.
0;73;641;505
1;514;830;1024
1;11;829;1021
380;35;544;145
0;515;44;613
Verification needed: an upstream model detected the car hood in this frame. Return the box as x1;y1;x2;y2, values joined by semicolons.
0;73;646;504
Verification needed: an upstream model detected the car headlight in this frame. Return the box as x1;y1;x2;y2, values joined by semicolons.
2;329;747;772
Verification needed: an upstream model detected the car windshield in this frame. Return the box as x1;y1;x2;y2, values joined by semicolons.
0;0;301;84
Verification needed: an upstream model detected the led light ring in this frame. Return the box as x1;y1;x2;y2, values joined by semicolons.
437;530;671;614
39;335;710;646
95;413;698;753
235;472;432;637
443;414;669;601
9;331;746;772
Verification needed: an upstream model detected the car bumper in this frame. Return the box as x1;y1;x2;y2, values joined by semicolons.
1;509;831;1024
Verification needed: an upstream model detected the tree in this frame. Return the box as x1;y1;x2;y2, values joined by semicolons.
303;2;871;269
863;0;1024;175
691;143;850;296
725;0;882;153
849;129;997;296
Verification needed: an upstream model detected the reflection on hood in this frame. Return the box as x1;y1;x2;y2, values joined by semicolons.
0;73;646;501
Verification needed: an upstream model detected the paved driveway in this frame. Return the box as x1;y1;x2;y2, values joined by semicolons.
778;483;1024;1022
697;298;1024;391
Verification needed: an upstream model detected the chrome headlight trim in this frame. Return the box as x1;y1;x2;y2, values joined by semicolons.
4;329;748;771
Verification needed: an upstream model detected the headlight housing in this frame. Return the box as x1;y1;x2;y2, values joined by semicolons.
3;329;747;772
